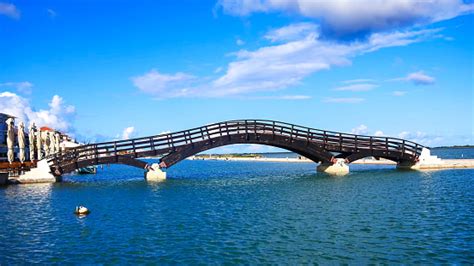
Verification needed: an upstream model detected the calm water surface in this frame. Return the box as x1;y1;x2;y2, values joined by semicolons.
1;150;473;264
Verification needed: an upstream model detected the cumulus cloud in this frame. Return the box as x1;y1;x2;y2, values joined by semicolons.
132;25;441;98
217;0;473;37
121;126;135;140
264;22;318;42
351;124;369;135
374;130;385;137
131;69;196;98
0;92;76;132
398;130;443;146
0;2;20;19
0;81;33;94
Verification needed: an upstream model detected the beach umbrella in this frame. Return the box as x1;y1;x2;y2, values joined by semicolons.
5;118;14;164
54;132;61;154
28;123;36;161
43;131;50;157
36;130;42;160
49;131;55;155
18;122;26;163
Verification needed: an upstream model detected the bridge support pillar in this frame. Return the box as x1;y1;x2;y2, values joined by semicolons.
317;159;349;175
17;159;57;183
145;163;166;181
397;148;444;170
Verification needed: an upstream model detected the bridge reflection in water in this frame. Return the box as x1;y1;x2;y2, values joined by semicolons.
48;120;424;176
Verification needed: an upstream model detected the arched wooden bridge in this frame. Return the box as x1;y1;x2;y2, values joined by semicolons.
48;119;424;175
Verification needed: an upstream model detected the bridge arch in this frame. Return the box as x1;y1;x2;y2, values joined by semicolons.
49;119;423;175
158;137;335;168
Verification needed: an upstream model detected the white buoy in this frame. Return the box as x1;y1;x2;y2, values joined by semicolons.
74;205;90;215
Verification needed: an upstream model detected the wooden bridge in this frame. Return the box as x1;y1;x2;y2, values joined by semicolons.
47;119;424;176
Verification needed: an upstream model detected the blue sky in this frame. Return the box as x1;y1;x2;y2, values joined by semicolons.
0;0;473;151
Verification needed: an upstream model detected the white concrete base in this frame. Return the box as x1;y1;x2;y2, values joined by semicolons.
397;148;445;170
145;163;167;181
17;159;57;183
317;159;350;175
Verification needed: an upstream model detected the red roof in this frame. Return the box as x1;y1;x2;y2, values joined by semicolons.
40;126;54;132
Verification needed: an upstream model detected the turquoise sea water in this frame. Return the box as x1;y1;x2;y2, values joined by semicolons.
1;149;473;264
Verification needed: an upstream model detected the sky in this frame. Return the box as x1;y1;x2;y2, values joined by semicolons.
0;0;473;152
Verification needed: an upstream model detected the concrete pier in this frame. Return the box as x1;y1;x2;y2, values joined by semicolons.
15;159;57;184
145;163;167;181
317;158;350;175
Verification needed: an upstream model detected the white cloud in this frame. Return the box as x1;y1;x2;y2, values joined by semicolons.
0;92;75;132
122;126;135;140
374;130;385;137
392;90;407;96
0;81;33;94
397;130;444;146
392;71;435;85
236;38;245;45
264;22;318;42
211;27;439;97
406;71;436;85
132;25;441;99
334;83;378;92
217;0;473;37
351;124;369;135
342;78;375;84
323;97;365;103
131;69;196;97
0;2;20;19
249;95;311;100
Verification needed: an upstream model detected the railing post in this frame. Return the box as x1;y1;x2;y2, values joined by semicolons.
369;137;373;152
150;137;155;152
323;131;327;148
306;128;310;146
339;133;342;151
254;120;257;140
355;135;358;151
114;142;118;162
245;120;249;140
272;121;276;140
132;140;137;157
94;144;99;165
290;125;295;143
225;122;231;140
385;138;389;154
206;126;211;140
200;127;205;141
402;140;405;155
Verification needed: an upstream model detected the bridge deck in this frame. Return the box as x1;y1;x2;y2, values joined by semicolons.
48;120;424;174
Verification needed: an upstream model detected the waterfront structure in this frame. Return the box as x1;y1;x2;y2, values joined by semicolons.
0;113;15;162
29;123;36;161
6;118;14;164
4;118;472;184
18;122;26;163
49;119;425;177
0;113;77;183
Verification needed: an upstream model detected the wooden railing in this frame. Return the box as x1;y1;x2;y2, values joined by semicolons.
48;119;424;169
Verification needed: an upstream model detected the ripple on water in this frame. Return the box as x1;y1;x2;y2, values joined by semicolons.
0;160;473;264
